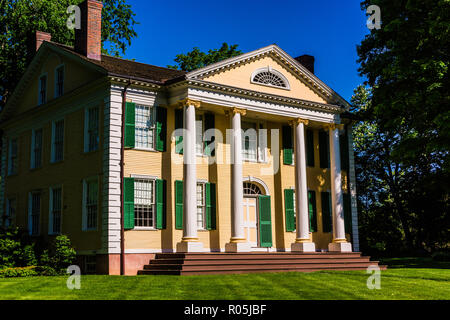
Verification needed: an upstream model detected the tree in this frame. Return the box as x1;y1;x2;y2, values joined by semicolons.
355;0;450;255
168;43;242;72
0;0;138;109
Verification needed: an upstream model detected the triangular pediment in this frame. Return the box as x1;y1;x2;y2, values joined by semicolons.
186;45;349;108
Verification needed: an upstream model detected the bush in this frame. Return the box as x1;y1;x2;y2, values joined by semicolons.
0;266;38;278
432;251;450;262
47;235;76;273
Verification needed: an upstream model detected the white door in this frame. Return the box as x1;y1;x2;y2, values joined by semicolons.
243;196;258;247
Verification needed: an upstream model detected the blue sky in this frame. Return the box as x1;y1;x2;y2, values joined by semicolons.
122;0;370;101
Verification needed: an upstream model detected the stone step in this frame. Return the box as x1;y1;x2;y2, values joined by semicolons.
149;257;372;265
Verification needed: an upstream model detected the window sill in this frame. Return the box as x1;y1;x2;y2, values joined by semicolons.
132;148;158;153
132;227;158;231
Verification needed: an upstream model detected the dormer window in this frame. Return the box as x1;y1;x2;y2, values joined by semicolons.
55;65;64;98
251;67;290;90
38;74;47;105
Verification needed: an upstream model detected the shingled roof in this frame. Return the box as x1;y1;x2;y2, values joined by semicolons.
53;42;186;85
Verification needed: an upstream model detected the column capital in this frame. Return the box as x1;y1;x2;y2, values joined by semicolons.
324;123;345;131
178;98;201;109
225;107;247;117
289;118;309;127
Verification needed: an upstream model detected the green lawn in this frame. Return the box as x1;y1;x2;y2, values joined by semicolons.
0;258;449;300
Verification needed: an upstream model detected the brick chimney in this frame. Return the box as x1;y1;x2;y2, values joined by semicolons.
75;0;103;61
294;55;315;74
35;31;52;51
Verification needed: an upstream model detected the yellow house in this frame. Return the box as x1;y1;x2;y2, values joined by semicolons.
0;0;360;275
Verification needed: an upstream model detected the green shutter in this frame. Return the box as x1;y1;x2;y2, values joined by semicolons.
204;113;215;157
282;125;293;165
340;128;349;170
155;179;166;229
321;191;332;233
284;189;295;232
343;193;352;234
123;177;135;229
124;102;135;148
319;131;330;168
258;195;272;247
308;190;317;232
155;106;167;152
306;129;315;167
174;109;183;154
175;180;183;230
205;183;216;230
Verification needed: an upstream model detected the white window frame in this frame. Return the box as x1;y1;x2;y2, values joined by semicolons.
84;106;100;153
38;73;48;105
82;176;99;231
30;128;43;169
133;177;156;230
196;181;206;230
250;66;291;90
51;119;65;163
195;114;205;156
28;191;41;236
49;185;63;235
54;64;65;98
7;138;18;176
241;120;267;163
134;104;156;151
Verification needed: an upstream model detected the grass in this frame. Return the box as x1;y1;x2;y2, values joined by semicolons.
0;258;449;300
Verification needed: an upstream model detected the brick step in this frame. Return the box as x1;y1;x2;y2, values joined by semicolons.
138;265;387;276
149;257;371;265
154;253;364;260
144;261;379;271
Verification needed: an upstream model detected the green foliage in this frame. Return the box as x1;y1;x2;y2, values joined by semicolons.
0;228;76;277
0;266;38;278
168;43;242;72
48;235;76;272
0;0;138;109
355;0;450;257
432;251;450;262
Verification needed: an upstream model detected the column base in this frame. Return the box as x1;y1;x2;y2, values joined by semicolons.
291;242;316;252
176;240;204;253
328;242;352;253
225;242;252;253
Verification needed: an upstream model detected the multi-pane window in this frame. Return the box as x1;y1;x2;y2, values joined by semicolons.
55;66;64;98
196;183;206;229
195;114;204;155
84;178;98;230
50;187;62;234
52;120;64;162
30;192;41;235
38;75;47;105
85;107;99;152
134;179;155;228
135;104;155;149
31;129;43;169
5;198;16;228
241;121;266;162
8;138;18;175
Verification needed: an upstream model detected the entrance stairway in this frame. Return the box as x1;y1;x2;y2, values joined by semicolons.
137;252;386;275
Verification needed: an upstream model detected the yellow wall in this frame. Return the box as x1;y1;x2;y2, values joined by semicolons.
204;56;327;104
2;51;106;252
123;106;350;251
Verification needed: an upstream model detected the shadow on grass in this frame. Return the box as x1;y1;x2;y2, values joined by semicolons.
380;257;450;269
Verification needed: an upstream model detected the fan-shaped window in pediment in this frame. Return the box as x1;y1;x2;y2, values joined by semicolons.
251;67;290;90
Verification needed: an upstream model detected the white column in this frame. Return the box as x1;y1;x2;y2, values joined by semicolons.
176;99;203;253
328;124;352;252
291;119;316;252
225;108;251;252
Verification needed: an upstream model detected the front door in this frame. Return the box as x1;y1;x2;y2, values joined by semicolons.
243;196;258;247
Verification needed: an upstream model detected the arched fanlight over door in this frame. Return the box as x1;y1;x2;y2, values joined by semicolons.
243;182;262;196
